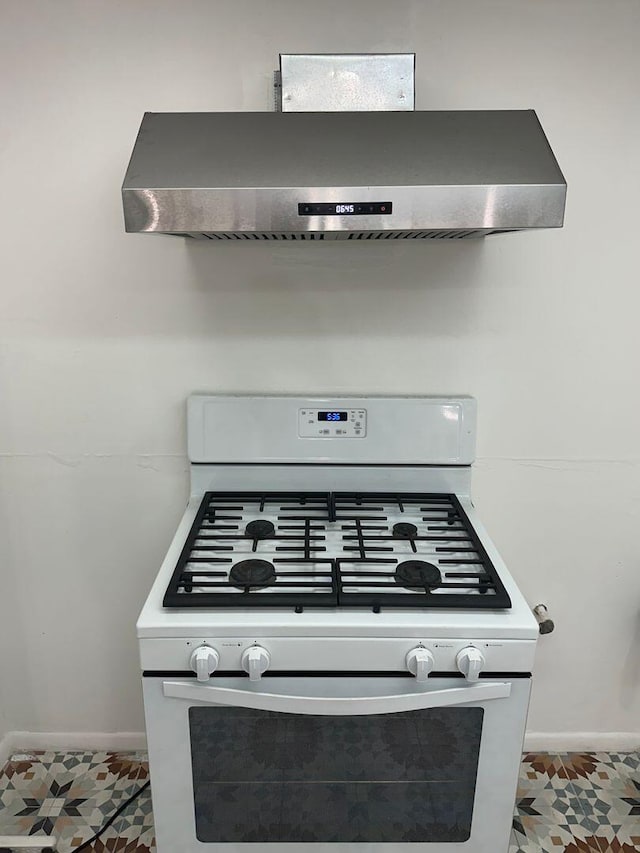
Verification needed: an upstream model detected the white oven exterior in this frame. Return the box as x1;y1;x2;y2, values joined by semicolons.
138;397;539;852
142;673;531;853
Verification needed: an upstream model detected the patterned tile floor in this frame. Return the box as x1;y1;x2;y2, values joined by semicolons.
0;750;638;851
0;752;152;852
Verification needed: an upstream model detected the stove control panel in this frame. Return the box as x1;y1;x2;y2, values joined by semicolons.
141;637;536;676
298;408;367;438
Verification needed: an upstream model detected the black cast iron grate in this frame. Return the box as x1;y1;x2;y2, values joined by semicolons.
162;491;512;611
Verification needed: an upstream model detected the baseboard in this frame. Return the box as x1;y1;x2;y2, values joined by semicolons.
0;733;13;768
2;731;146;759
0;835;57;850
525;732;640;752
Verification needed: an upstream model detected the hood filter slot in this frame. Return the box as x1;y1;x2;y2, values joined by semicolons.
348;230;485;240
190;230;489;241
199;232;326;240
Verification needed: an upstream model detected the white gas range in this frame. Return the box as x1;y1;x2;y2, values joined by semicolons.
138;395;538;853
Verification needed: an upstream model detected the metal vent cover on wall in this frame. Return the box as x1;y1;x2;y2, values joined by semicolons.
278;53;415;112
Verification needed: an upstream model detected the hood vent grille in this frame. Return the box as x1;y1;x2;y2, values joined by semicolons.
190;230;490;241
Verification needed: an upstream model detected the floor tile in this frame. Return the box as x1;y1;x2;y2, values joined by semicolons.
558;753;640;852
511;818;604;851
0;751;154;853
512;755;604;852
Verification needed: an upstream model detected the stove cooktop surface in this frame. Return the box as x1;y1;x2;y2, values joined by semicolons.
162;491;512;611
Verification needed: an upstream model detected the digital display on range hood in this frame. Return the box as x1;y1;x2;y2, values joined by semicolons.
298;202;392;216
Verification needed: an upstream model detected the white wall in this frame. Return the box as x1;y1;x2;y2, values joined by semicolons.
1;0;639;743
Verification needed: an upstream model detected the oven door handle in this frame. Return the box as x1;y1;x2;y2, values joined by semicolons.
162;679;511;715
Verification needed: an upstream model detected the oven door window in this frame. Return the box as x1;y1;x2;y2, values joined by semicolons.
189;705;483;843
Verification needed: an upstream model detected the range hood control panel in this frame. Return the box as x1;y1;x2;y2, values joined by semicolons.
298;408;367;438
298;202;392;216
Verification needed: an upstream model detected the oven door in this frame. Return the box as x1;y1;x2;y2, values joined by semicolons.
143;675;530;853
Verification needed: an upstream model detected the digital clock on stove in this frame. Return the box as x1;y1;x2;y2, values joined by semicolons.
298;408;367;438
318;411;348;421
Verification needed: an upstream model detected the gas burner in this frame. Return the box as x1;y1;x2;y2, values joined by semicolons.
392;522;418;538
395;560;442;591
245;519;275;539
229;559;276;590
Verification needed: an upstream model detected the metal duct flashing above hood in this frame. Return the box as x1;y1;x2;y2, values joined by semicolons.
122;110;566;240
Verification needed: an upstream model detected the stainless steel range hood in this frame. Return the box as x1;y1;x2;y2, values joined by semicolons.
122;110;566;240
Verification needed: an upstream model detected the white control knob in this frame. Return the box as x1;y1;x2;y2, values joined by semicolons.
406;648;435;682
241;646;271;682
456;647;485;682
190;646;219;682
